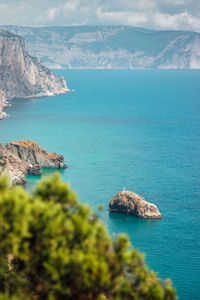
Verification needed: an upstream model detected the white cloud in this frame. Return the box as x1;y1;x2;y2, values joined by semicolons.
0;0;199;32
151;11;200;31
96;8;148;26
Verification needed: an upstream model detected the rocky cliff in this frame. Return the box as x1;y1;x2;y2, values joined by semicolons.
109;190;162;219
0;143;28;184
0;30;69;119
6;140;67;169
0;140;67;184
1;25;200;69
0;89;7;119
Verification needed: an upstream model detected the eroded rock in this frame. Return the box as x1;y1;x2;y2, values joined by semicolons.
6;140;67;169
0;140;68;185
109;190;162;219
0;143;28;184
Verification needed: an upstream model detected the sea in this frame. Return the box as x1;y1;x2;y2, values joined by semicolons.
0;70;199;300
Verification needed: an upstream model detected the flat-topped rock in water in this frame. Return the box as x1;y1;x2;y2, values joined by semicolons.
109;190;162;219
0;140;68;185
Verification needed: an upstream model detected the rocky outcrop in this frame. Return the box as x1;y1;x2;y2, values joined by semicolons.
109;191;162;219
0;30;69;118
0;144;28;184
27;164;42;176
6;140;67;169
0;140;67;185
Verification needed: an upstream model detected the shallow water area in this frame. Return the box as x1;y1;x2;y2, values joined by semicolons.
1;70;200;300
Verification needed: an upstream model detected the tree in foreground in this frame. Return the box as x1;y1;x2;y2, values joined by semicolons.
0;174;177;300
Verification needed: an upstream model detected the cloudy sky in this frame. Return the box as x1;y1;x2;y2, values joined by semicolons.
0;0;200;32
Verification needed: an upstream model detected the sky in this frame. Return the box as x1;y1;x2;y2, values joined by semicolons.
0;0;200;32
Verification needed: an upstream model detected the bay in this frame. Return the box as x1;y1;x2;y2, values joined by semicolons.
0;70;200;299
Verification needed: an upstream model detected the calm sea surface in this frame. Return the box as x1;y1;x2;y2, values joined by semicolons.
0;70;200;299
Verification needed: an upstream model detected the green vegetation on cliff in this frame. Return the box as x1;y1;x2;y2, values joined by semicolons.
0;174;177;300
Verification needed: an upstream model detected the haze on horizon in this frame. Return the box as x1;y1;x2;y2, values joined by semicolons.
0;0;200;33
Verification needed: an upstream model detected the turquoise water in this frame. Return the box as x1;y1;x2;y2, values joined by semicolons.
0;70;200;299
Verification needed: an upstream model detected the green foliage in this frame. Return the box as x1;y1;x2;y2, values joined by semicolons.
0;153;6;166
0;174;177;300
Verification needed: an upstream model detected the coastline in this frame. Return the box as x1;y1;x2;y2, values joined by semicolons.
0;88;70;120
0;30;70;120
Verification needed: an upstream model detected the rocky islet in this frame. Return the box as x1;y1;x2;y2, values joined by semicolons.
109;190;162;219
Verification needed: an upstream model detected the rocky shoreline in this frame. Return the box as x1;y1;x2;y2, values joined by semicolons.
0;90;8;119
0;140;67;184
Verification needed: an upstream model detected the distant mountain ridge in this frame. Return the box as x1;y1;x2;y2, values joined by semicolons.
0;25;200;69
0;30;68;119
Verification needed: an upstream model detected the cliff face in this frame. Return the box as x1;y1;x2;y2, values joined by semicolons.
0;30;69;118
1;25;200;70
0;89;7;119
6;140;67;169
0;143;28;184
0;140;67;185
